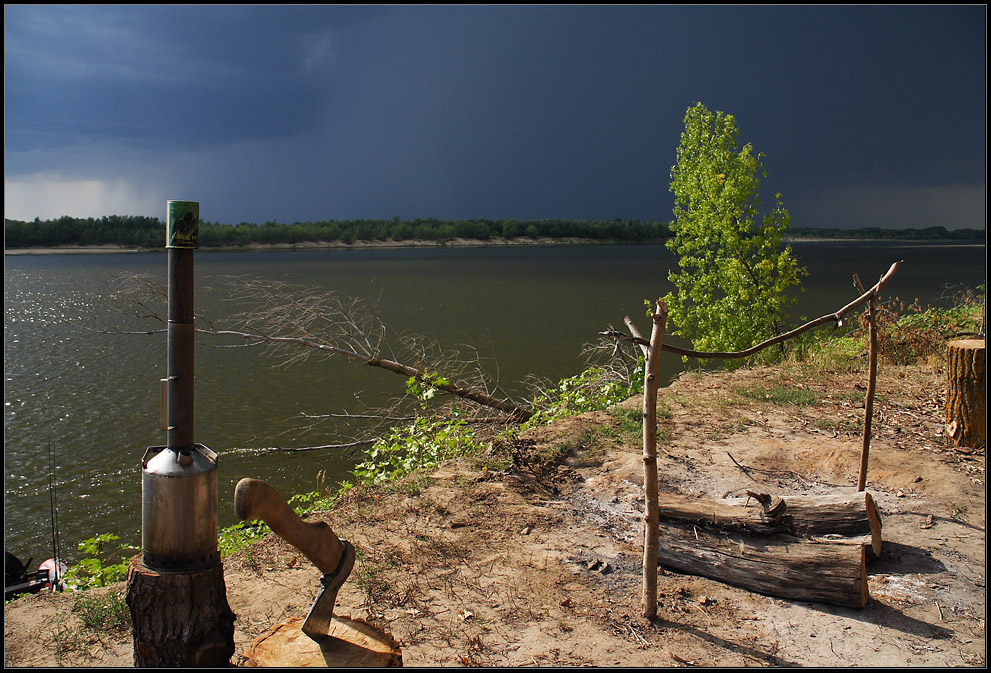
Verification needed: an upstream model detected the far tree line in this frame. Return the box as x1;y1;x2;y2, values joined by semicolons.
2;214;984;249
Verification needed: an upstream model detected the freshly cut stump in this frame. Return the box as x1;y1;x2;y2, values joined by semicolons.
945;338;986;449
244;616;402;667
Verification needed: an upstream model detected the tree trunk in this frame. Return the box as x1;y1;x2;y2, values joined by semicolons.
125;556;235;667
656;521;868;609
944;338;986;448
244;616;402;667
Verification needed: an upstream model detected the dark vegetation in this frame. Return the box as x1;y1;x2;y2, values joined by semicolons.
3;215;984;249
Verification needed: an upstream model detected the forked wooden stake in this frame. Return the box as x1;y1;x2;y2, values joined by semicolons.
857;274;880;491
641;299;667;619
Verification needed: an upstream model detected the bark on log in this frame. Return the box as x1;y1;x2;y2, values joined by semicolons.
243;616;402;667
656;489;882;557
125;556;235;667
656;521;868;608
774;491;883;559
945;338;986;448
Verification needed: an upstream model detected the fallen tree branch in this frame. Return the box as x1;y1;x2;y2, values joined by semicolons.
101;275;536;423
253;439;378;454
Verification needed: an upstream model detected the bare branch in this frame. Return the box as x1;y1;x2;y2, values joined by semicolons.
102;273;534;422
602;261;902;360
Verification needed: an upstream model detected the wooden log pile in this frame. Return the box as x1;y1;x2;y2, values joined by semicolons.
654;489;882;609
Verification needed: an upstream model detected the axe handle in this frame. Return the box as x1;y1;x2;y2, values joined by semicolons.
233;478;342;575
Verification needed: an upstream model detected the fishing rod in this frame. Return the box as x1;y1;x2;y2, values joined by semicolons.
47;426;63;592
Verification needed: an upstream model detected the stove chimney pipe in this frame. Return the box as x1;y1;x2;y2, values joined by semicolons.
140;201;219;572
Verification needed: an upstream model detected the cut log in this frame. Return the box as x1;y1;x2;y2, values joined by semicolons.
945;338;986;448
657;490;882;559
775;491;883;559
125;556;236;667
656;491;786;536
655;521;868;609
244;616;402;667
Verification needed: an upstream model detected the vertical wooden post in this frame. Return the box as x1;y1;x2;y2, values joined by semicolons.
858;291;878;491
641;300;667;620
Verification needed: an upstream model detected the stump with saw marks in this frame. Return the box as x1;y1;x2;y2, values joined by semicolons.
243;616;402;667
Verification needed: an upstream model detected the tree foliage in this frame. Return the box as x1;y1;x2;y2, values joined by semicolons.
5;214;981;250
3;215;669;248
663;102;806;363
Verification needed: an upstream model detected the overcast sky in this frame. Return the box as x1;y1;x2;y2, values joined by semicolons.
3;5;986;229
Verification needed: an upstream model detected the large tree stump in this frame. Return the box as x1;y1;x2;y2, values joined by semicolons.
244;616;402;667
945;338;986;448
125;556;235;667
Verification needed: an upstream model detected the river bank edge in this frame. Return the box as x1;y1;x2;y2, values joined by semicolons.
4;354;985;667
5;235;987;256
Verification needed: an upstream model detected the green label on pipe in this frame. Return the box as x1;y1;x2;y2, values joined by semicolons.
167;201;199;249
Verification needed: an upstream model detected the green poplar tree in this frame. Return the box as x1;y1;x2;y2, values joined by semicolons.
663;102;806;364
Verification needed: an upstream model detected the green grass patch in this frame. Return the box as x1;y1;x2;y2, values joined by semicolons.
72;589;131;633
735;383;820;406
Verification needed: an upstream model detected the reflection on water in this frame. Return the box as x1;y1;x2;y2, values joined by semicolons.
3;242;985;560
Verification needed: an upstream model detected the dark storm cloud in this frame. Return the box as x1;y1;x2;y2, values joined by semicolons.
3;5;368;150
3;5;986;228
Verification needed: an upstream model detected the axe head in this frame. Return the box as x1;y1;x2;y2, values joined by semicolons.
301;539;356;641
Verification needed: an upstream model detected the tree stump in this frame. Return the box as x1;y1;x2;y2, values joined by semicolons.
945;338;986;448
243;616;402;667
125;556;236;667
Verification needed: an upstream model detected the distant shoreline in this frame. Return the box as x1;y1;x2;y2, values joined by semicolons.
5;236;986;255
4;237;644;255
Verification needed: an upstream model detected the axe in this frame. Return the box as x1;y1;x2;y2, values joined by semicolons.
233;478;355;641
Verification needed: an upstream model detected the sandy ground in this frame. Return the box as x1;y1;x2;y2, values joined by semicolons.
4;360;985;667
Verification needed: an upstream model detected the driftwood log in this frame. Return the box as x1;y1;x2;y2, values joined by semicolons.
653;489;882;608
243;616;402;667
944;338;986;448
125;556;236;667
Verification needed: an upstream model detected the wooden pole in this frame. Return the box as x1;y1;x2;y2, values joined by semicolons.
858;286;878;491
641;300;667;620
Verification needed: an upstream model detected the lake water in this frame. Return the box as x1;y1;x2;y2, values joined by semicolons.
3;241;985;562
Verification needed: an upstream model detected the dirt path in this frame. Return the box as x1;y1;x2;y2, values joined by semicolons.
4;362;985;667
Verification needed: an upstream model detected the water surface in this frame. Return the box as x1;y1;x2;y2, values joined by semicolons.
4;241;985;560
